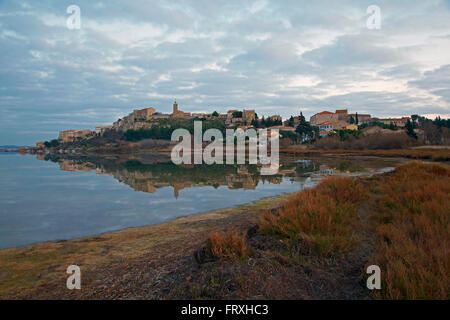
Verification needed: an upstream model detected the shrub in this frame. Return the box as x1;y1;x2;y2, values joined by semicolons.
206;230;251;261
44;139;59;148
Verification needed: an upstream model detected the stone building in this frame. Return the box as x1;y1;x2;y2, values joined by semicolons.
310;111;338;125
171;101;191;118
58;129;93;143
95;125;113;135
243;109;256;123
227;110;239;119
348;113;371;124
269;115;282;122
129;107;156;122
310;110;372;126
335;109;349;121
377;117;410;127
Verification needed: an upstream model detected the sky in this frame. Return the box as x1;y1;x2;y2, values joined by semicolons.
1;0;450;145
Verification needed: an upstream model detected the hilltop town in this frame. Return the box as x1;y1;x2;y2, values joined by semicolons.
29;101;449;154
55;101;281;144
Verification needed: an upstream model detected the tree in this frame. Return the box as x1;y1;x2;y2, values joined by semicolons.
405;119;417;139
44;139;59;148
299;112;306;124
389;122;397;130
212;111;219;117
349;116;355;124
295;112;315;141
355;112;359;125
261;116;266;127
287;116;295;127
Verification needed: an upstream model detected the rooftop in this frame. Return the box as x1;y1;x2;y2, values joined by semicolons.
318;121;334;125
316;111;334;115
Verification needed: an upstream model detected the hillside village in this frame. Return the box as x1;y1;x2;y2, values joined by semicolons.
30;101;450;152
55;101;285;144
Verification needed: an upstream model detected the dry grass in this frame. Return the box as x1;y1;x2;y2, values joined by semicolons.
206;230;251;261
312;132;417;150
280;148;450;161
260;177;367;256
258;161;449;299
369;162;450;299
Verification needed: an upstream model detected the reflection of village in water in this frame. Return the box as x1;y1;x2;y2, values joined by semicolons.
38;154;398;198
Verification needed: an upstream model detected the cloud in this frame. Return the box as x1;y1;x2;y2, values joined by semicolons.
409;64;450;103
0;0;449;144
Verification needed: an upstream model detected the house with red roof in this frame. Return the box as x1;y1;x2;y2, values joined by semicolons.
310;111;338;126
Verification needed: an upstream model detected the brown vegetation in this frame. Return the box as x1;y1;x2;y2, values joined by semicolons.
280;147;450;161
260;177;367;256
205;230;251;261
202;162;449;299
369;162;450;299
312;132;417;150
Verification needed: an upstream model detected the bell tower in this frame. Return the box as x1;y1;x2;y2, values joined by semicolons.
173;100;178;114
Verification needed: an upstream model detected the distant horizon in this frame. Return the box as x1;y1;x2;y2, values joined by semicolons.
1;1;449;145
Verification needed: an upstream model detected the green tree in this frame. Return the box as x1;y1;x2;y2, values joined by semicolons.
355;112;359;125
287;116;295;127
295;112;315;141
212;111;219;117
349;116;355;124
405;119;417;139
261;116;266;127
44;139;59;148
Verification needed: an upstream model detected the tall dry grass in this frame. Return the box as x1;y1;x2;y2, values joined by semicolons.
260;177;367;256
279;148;450;161
259;161;449;298
206;230;251;261
370;162;450;299
312;132;417;150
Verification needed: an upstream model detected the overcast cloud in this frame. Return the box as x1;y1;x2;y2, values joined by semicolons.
1;0;449;145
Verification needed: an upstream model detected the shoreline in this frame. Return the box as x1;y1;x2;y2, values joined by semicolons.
18;146;450;164
0;192;291;299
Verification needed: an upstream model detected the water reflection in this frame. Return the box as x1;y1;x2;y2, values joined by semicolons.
0;153;401;249
42;154;398;198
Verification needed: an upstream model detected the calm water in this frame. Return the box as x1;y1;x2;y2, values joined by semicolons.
0;153;399;249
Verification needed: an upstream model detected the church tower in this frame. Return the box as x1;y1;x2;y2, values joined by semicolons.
173;100;178;114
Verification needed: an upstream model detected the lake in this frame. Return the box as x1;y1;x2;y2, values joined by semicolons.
0;152;400;249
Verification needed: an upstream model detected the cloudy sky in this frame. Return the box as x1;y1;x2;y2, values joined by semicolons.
1;0;449;145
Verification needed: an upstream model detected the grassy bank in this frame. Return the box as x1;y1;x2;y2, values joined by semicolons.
280;148;450;162
200;162;449;299
369;162;449;299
